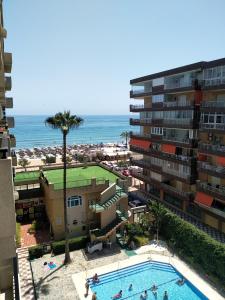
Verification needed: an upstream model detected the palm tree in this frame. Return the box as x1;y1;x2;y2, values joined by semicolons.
148;200;165;245
45;111;83;264
120;131;130;148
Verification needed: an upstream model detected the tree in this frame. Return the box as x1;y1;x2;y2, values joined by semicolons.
120;131;130;148
18;158;30;171
45;111;83;264
148;200;165;245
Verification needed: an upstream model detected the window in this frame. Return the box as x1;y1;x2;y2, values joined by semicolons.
151;127;163;135
152;94;164;103
67;195;82;208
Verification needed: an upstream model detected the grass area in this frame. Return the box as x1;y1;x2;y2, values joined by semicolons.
44;166;119;190
15;171;40;183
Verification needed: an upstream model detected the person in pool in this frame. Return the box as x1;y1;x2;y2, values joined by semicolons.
150;284;157;291
112;290;122;299
163;291;168;300
140;290;148;299
92;273;99;283
128;284;133;291
177;277;185;286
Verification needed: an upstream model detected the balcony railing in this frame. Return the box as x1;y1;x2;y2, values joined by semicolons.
162;135;195;146
130;104;145;111
199;142;225;155
163;100;194;108
130;87;152;96
162;165;191;180
201;100;225;108
161;182;194;201
198;161;225;177
131;159;162;173
4;52;12;73
203;78;225;87
164;78;194;90
130;146;195;165
5;77;12;91
200;123;225;131
163;118;193;126
197;181;225;200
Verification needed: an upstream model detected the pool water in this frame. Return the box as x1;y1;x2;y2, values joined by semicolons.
90;261;208;300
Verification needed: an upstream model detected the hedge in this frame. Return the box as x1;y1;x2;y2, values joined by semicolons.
159;208;225;283
29;236;88;259
52;236;88;255
16;222;21;248
29;245;43;260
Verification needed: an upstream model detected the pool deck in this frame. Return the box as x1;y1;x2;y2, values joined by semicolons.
72;253;224;300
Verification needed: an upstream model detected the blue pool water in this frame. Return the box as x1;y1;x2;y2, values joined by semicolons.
90;261;208;300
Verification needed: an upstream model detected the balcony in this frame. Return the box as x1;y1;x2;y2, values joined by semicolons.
4;53;12;73
164;78;196;91
163;99;195;110
198;161;225;179
197;181;225;202
5;97;13;109
199;142;225;157
203;78;225;89
200;100;225;113
162;135;197;148
5;77;12;91
161;182;194;201
200;123;225;132
162;165;192;181
7;117;15;128
131;158;162;173
130;132;153;141
130;118;195;129
10;134;16;147
130;170;162;188
0;25;7;38
130;86;152;98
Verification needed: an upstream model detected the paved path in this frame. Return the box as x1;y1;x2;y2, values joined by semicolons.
21;224;50;247
132;190;225;244
17;247;35;300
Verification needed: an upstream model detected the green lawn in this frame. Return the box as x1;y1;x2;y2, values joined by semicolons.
15;171;40;183
43;166;119;190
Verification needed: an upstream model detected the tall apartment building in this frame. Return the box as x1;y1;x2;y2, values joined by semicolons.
0;0;17;293
130;58;225;234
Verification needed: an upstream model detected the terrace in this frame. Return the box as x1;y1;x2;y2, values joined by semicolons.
42;166;119;190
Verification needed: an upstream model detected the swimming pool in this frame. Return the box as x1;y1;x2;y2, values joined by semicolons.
90;260;208;300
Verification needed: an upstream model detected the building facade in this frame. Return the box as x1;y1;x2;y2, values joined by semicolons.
0;0;17;293
130;58;225;234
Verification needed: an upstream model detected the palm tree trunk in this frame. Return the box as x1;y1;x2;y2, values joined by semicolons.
125;134;128;148
63;131;71;264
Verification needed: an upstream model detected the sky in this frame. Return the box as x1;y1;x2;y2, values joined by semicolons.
4;0;225;115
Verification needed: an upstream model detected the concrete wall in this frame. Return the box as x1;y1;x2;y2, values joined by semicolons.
0;158;16;291
100;183;116;204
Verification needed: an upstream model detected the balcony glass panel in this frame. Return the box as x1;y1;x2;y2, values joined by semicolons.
203;65;225;86
131;81;152;95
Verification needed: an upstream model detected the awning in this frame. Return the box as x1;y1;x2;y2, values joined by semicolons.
161;144;176;154
216;156;225;166
130;138;151;149
195;191;213;207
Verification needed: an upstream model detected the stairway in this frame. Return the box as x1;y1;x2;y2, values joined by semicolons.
89;186;127;213
90;211;128;240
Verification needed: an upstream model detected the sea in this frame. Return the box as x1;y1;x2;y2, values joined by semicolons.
11;115;133;149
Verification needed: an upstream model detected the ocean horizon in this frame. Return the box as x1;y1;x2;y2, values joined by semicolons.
11;115;133;149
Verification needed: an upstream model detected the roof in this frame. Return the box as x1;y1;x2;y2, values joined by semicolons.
130;57;225;84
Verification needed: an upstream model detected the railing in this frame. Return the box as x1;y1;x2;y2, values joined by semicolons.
161;182;193;201
130;146;195;165
197;181;225;197
199;142;225;154
54;178;107;190
163;100;193;108
131;88;152;95
201;100;225;108
164;78;193;90
198;161;225;176
132;159;162;172
162;135;195;146
203;78;225;87
200;123;225;130
130;104;145;110
130;132;152;140
162;165;191;180
163;118;193;126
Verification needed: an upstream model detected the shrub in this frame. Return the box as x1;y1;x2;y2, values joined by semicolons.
52;236;88;255
126;223;143;236
133;235;149;247
28;220;43;234
16;222;21;248
29;245;43;260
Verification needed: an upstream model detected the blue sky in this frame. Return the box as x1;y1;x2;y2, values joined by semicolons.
4;0;225;115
